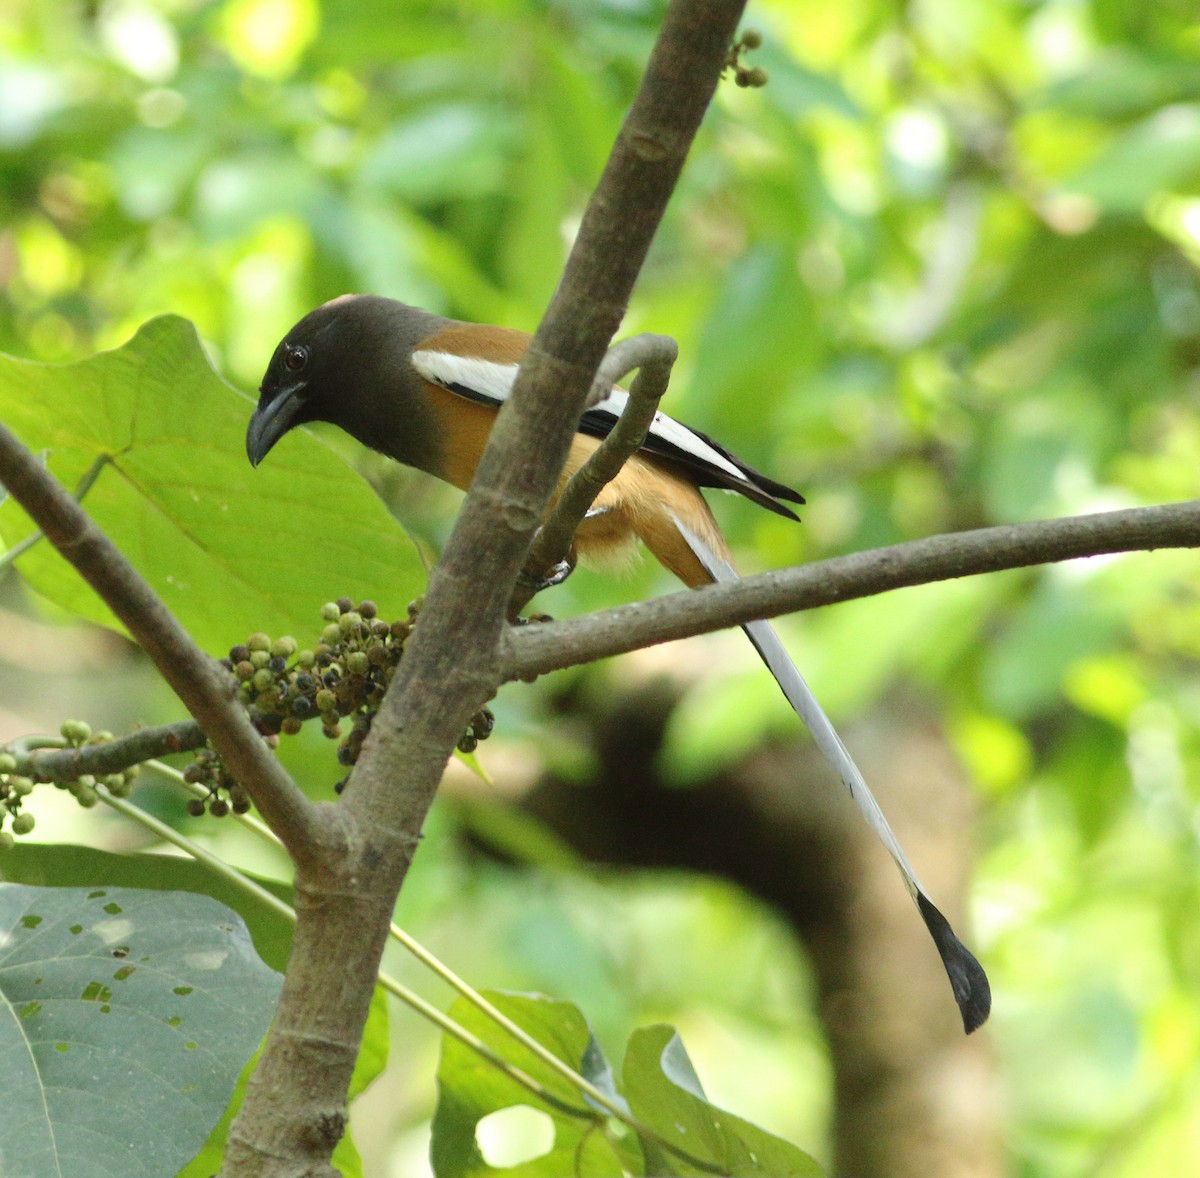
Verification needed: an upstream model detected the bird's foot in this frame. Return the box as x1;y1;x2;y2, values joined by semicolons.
517;559;574;593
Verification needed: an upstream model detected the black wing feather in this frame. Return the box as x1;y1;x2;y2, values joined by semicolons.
578;407;804;521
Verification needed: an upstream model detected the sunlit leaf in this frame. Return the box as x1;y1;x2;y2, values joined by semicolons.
0;316;424;654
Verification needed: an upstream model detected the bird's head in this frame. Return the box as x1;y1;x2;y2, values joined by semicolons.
246;294;368;467
247;294;452;468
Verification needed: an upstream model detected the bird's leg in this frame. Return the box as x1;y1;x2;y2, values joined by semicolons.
517;558;575;593
517;505;614;594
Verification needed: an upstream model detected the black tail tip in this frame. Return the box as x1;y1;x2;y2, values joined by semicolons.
917;892;992;1034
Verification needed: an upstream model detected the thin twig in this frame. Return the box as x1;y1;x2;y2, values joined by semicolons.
0;452;110;573
9;721;207;781
512;334;679;614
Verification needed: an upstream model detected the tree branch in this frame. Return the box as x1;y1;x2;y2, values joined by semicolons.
512;332;679;613
502;500;1200;679
0;421;328;869
8;721;206;780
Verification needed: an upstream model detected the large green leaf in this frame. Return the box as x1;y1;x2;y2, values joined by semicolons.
0;883;282;1178
1;845;388;1177
0;317;424;654
622;1025;822;1178
0;843;293;970
431;990;630;1178
431;991;822;1178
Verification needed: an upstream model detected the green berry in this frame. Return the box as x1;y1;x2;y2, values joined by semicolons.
60;720;91;745
296;649;316;668
0;753;15;773
321;623;342;646
745;66;768;86
316;689;337;713
123;765;140;782
93;731;114;743
253;668;276;692
247;632;271;652
11;812;35;836
76;787;98;808
337;611;362;634
0;831;14;852
271;636;297;659
281;717;303;736
250;650;271;669
346;651;369;676
740;28;762;49
10;777;33;797
235;660;256;681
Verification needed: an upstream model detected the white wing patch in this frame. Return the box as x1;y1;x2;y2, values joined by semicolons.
413;347;746;484
591;388;746;482
412;350;518;404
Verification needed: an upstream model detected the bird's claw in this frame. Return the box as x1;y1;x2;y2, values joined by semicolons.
517;559;574;593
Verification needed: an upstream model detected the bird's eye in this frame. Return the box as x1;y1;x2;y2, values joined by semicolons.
283;345;309;372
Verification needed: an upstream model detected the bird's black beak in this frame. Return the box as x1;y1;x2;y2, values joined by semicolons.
246;383;306;467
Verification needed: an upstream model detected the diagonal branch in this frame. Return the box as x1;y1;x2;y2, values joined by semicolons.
0;420;329;868
512;332;679;614
501;500;1200;679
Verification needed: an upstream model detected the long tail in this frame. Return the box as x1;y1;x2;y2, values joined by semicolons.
672;515;991;1034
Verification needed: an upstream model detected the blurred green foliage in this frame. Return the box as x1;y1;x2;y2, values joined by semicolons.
4;0;1200;1175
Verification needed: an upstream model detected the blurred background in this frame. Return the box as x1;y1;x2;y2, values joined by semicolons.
3;0;1200;1175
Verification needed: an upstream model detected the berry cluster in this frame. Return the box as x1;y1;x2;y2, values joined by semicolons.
187;597;495;811
0;722;139;850
183;750;251;818
727;28;768;88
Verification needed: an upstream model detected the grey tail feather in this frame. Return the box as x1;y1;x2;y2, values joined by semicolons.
671;515;991;1034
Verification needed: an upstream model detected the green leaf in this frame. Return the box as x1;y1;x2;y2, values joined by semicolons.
1;843;385;1175
431;990;629;1177
0;883;281;1178
0;843;294;972
1066;104;1200;213
0;316;425;654
622;1025;823;1178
